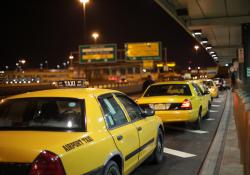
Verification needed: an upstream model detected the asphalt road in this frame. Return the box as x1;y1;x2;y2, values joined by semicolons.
130;91;228;175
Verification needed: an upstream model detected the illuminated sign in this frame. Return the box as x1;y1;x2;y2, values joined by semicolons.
156;63;164;67
79;44;117;63
125;42;162;60
167;62;176;67
143;60;154;69
247;67;250;77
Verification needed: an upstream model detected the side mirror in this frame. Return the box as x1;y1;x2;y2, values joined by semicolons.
142;107;155;117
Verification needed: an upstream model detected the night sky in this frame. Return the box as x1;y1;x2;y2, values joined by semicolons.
1;0;216;70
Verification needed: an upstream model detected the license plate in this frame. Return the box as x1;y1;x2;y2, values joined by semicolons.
154;103;170;110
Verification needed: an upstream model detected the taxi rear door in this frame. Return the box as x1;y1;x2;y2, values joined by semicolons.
114;93;157;162
192;83;207;116
98;94;139;174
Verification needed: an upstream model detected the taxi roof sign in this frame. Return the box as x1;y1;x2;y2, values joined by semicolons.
57;80;89;88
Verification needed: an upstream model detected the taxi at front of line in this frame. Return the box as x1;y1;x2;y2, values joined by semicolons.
0;88;164;175
202;79;219;98
136;81;209;130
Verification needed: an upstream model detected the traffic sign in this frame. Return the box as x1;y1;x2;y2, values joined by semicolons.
79;44;117;63
125;42;162;61
247;67;250;77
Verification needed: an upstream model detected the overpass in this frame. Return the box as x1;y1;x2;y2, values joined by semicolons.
155;0;250;80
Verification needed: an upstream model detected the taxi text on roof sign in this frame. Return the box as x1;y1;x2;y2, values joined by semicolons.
79;44;117;63
125;42;162;61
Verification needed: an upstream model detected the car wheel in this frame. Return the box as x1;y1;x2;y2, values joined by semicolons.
193;109;202;130
150;129;164;164
204;102;211;119
103;160;121;175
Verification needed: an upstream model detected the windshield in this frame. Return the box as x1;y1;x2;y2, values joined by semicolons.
0;98;85;131
144;84;192;97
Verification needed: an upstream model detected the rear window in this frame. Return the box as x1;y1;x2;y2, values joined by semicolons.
203;81;214;87
0;98;85;131
144;84;192;97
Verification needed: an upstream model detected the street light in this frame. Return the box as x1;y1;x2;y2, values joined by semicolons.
80;0;90;42
92;32;99;44
194;45;200;51
19;59;26;65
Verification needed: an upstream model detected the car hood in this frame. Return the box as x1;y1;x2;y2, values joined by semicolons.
0;131;88;163
137;96;192;104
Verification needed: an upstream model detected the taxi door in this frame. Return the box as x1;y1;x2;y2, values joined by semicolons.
196;84;209;116
191;83;204;116
98;94;139;174
114;93;157;162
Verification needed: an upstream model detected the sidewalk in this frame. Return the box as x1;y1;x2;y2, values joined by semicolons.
200;91;243;175
219;100;243;175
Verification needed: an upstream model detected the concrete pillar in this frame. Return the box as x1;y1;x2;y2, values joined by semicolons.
242;23;250;81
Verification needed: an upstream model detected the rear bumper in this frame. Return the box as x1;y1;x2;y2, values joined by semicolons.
155;110;196;123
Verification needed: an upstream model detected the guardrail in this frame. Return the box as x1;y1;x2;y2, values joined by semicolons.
233;89;250;175
0;81;143;99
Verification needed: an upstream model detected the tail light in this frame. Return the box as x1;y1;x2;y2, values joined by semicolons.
29;150;65;175
181;99;192;110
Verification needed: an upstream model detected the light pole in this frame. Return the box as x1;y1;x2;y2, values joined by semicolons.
92;32;99;44
80;0;90;43
69;55;74;70
19;59;26;70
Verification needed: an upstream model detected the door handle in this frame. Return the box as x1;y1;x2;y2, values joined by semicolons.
137;127;142;131
117;135;123;141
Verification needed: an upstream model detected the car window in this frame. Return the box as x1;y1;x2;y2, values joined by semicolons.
192;83;203;96
115;93;142;121
203;81;214;87
98;94;128;129
196;84;205;94
0;98;84;131
144;84;192;97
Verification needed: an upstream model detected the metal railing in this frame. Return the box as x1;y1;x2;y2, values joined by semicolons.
233;89;250;175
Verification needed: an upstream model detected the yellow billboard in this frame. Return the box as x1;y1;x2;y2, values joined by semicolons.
125;42;162;60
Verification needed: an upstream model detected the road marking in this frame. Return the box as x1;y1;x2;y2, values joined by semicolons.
164;148;196;158
206;118;215;121
167;126;209;134
210;110;219;113
211;104;220;107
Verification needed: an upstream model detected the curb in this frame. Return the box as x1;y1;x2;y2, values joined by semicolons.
199;91;231;175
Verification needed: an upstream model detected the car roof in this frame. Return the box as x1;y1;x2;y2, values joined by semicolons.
6;88;121;100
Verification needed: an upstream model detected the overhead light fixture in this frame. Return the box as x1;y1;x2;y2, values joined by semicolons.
205;44;212;50
211;54;217;57
192;29;202;36
213;56;218;59
200;37;208;45
209;51;215;54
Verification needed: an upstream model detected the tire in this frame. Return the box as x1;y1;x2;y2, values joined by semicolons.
103;160;121;175
204;102;211;119
193;109;202;130
150;129;164;164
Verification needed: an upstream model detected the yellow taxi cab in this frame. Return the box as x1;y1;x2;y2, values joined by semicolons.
136;81;210;130
0;86;164;175
202;79;219;98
